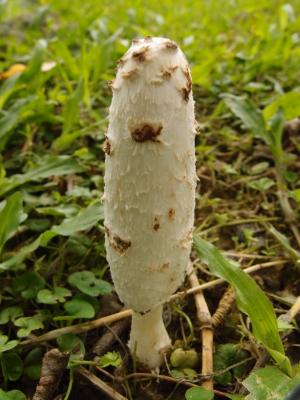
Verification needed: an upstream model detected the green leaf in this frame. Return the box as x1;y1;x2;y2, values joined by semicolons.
52;202;104;236
193;235;292;376
0;236;42;273
284;171;298;184
222;94;269;144
279;3;295;30
52;79;85;151
57;333;85;364
63;79;84;134
170;369;186;379
266;224;300;264
1;352;23;381
98;351;122;368
0;389;26;400
0;335;19;353
291;189;300;204
0;156;82;197
25;218;51;232
68;271;112;297
37;287;72;304
57;333;85;353
0;74;21;110
214;344;248;385
250;162;270;175
243;366;300;400
0;192;25;255
12;272;45;299
0;307;23;324
170;348;198;369
14;314;46;338
0;99;31;149
0;202;103;272
247;178;275;192
185;387;214;400
23;347;43;380
263;91;300;121
268;107;284;159
63;296;95;319
20;39;47;82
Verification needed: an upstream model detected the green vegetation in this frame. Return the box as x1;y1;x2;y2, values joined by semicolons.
1;0;300;398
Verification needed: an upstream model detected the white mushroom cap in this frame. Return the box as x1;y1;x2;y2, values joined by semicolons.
104;36;196;313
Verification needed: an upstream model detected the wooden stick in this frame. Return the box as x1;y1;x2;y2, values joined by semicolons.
187;263;213;391
20;309;132;346
115;372;228;397
279;296;300;323
20;259;286;346
78;367;128;400
32;349;70;400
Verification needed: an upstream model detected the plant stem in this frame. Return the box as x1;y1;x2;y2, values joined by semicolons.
274;160;300;247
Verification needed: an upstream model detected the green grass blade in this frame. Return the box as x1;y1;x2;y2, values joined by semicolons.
266;224;300;265
193;235;292;376
0;202;103;272
0;192;25;256
222;94;270;145
0;156;82;197
62;79;84;135
0;99;30;149
263;91;300;121
20;39;47;83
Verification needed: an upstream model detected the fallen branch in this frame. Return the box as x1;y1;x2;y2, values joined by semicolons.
20;259;286;346
21;309;132;346
187;263;213;391
118;372;228;397
279;296;300;324
32;348;70;400
78;367;128;400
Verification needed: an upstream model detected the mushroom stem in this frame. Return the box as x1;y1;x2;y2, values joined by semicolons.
129;305;171;369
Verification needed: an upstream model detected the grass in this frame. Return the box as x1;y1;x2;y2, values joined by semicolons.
0;0;300;399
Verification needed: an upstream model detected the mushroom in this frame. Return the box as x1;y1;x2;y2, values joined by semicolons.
104;37;196;368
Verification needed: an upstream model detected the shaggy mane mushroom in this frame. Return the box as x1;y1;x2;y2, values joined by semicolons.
104;37;196;369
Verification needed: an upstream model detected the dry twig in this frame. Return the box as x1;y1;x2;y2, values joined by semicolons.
92;294;130;356
279;296;300;324
78;367;128;400
187;262;213;391
93;319;130;355
32;348;70;400
21;260;286;346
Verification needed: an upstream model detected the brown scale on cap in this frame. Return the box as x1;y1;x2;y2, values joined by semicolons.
153;216;160;231
131;124;163;142
160;65;178;80
168;208;175;220
147;262;170;273
179;228;193;249
181;87;190;102
105;225;131;255
164;40;178;50
103;137;112;155
108;80;119;91
116;58;125;67
183;67;192;91
132;46;149;62
121;68;138;79
180;67;193;102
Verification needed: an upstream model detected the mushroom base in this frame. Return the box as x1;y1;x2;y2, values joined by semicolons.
129;305;171;369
